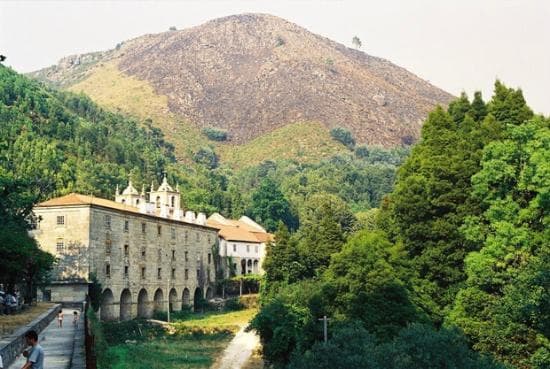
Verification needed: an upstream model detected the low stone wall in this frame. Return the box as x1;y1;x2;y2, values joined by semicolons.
0;304;61;368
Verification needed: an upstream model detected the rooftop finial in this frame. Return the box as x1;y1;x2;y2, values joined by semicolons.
115;184;120;196
150;181;155;192
141;184;146;196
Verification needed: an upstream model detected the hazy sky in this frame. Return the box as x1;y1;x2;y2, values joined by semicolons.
1;0;548;114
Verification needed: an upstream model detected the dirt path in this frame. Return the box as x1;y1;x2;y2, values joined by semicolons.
211;326;260;369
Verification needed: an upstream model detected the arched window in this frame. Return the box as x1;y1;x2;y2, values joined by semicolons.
156;196;161;208
171;196;175;207
136;199;140;206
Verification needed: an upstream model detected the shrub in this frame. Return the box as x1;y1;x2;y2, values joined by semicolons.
193;147;219;169
202;127;228;141
330;127;355;149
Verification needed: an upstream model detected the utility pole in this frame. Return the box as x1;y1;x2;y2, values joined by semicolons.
318;315;330;343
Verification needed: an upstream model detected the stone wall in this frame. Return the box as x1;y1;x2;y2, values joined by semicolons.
0;304;61;368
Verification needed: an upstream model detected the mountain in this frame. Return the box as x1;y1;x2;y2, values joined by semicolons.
30;13;454;166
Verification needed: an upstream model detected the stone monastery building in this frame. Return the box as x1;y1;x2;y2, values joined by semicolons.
31;176;272;321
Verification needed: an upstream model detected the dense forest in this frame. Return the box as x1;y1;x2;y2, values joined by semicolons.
252;83;549;369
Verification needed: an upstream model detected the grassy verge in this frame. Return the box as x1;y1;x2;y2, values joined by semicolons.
0;303;55;337
94;307;258;369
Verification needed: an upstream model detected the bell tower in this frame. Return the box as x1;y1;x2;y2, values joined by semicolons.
115;179;145;207
149;174;181;218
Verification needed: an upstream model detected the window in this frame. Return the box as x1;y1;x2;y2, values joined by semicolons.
185;251;188;261
105;239;112;255
124;220;129;233
141;248;146;259
105;264;111;278
171;227;176;240
233;244;237;252
185;231;188;242
157;225;162;236
104;215;111;230
255;245;259;253
56;215;65;225
208;253;211;264
124;244;129;256
208;235;211;244
141;222;146;234
184;269;189;280
171;196;175;207
196;269;200;280
157;249;162;261
141;267;146;279
136;199;140;206
157;268;162;279
246;245;250;253
172;250;176;261
156;196;161;208
171;268;176;279
56;239;64;253
124;266;129;277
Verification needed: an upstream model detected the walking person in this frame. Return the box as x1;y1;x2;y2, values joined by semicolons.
72;310;79;328
20;330;44;369
57;310;63;328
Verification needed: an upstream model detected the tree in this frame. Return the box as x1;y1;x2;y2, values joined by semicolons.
330;127;355;149
352;36;362;49
325;230;421;340
263;223;306;287
298;193;356;275
449;117;550;369
247;177;298;232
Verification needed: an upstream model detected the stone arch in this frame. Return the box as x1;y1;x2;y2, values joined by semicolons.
193;287;203;311
182;288;190;308
253;260;259;273
120;289;132;321
137;288;149;318
241;259;246;275
247;259;252;273
100;289;115;321
169;288;178;312
206;287;214;300
154;288;164;312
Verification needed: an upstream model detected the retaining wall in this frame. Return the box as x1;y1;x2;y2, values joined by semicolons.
0;304;61;368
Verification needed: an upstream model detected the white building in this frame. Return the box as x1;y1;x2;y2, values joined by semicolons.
206;213;273;277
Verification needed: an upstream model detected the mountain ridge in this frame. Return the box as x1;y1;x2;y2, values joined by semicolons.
30;13;454;163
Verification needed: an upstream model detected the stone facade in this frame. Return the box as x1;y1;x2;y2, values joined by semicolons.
32;182;219;321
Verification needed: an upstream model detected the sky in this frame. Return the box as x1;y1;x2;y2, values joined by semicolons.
1;0;549;114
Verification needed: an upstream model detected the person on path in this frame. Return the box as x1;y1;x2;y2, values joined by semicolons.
57;311;63;328
20;330;44;369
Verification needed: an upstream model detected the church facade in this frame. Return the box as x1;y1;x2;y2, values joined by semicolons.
31;176;219;321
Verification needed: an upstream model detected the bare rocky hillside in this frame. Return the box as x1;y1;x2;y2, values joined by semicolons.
31;13;454;148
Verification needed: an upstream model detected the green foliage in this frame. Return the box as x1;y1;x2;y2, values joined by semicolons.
288;323;504;369
193;147;219;169
325;230;422;340
247;177;298;231
202;127;228;141
449;117;550;368
330;127;355;148
380;89;508;317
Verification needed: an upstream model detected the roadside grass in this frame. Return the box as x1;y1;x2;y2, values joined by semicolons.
108;334;232;369
0;303;55;337
98;308;258;369
172;308;257;333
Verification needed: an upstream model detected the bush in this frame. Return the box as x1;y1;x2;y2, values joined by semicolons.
330;127;355;149
202;127;228;141
193;147;219;169
224;297;244;311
